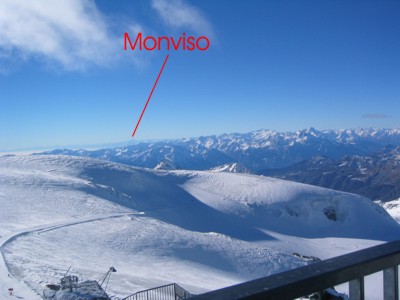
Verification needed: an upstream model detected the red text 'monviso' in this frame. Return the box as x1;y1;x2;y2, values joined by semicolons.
124;32;210;51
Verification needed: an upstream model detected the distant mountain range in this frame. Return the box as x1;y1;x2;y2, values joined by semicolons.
38;128;400;170
36;127;400;201
260;145;400;201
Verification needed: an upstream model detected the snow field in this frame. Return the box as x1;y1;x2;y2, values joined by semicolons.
1;155;399;299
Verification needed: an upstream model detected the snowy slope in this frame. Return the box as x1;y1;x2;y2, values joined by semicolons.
0;155;399;299
376;199;400;223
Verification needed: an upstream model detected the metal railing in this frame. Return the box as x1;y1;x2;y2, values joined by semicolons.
123;283;192;300
190;240;400;300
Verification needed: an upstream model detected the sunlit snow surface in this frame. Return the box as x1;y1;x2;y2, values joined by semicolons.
0;155;399;299
377;199;400;223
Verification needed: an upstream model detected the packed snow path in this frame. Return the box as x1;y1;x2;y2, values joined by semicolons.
0;213;136;299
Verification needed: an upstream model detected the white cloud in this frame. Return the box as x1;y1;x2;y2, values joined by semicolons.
151;0;213;36
0;0;214;72
0;0;125;71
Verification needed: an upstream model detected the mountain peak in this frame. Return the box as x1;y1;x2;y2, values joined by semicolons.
209;163;252;174
154;159;180;170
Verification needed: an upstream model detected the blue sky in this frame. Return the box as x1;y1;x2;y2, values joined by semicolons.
1;0;400;151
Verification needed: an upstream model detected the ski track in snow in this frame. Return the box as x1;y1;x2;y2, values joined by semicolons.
0;213;137;299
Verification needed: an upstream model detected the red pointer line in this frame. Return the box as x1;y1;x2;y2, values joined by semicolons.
132;54;170;138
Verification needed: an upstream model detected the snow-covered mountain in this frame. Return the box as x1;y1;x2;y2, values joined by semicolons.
37;128;400;171
261;145;400;201
209;162;252;174
1;155;399;299
154;159;180;170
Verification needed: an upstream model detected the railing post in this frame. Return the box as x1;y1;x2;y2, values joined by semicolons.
174;286;177;299
349;277;365;300
384;266;399;300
